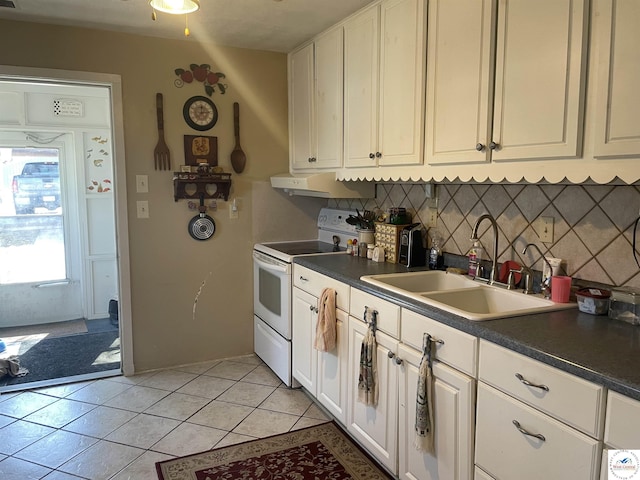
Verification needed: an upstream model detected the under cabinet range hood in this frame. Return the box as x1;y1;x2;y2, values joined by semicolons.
270;173;375;198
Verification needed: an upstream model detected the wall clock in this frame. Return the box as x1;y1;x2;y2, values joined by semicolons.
183;95;218;131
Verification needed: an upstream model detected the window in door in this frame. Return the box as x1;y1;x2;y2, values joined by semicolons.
0;146;67;284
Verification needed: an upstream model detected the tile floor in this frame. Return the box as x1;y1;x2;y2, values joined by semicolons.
0;354;329;479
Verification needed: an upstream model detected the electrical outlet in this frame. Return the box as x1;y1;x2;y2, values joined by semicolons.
229;202;238;219
538;216;554;243
136;200;149;218
136;175;148;193
426;208;438;228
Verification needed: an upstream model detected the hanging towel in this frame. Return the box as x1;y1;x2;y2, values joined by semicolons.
357;307;378;407
0;355;28;378
415;334;435;453
314;288;337;352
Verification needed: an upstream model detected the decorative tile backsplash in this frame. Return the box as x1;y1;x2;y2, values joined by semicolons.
329;183;640;289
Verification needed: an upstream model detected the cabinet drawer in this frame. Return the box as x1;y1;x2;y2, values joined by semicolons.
479;340;605;438
604;391;640;448
294;265;350;311
350;288;400;338
401;308;477;376
476;383;601;480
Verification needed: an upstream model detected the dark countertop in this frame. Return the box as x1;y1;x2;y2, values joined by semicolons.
294;254;640;402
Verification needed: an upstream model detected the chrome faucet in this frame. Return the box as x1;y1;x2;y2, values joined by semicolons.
522;243;552;298
471;214;499;284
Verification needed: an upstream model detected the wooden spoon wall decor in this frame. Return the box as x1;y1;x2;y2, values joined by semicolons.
230;102;247;173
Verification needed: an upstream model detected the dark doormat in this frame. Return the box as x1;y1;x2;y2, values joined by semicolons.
0;330;120;387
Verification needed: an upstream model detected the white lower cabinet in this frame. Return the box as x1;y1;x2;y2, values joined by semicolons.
398;343;475;480
604;391;640;449
347;315;399;474
475;383;601;480
291;270;349;424
475;340;603;480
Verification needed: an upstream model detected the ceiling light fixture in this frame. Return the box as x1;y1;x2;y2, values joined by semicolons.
149;0;200;36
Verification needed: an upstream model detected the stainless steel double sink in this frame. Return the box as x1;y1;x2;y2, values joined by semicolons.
360;271;575;321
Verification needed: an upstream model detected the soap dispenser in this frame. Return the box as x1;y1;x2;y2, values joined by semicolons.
468;240;484;278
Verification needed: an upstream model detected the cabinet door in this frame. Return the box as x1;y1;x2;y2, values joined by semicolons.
491;0;588;161
593;0;640;157
378;0;426;166
314;27;343;169
344;5;379;168
317;309;348;424
425;0;495;165
475;383;601;480
292;287;317;394
289;43;315;169
398;344;475;480
347;315;399;474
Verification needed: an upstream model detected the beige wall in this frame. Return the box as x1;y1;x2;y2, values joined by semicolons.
0;19;323;371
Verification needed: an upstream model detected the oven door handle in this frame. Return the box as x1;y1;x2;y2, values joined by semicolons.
253;252;289;273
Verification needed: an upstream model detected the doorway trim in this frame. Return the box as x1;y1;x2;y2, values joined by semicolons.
0;65;134;375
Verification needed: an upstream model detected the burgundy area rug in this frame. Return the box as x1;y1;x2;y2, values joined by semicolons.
156;421;393;480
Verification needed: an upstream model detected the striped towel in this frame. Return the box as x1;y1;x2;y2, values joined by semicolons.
357;307;378;407
314;288;337;352
415;334;435;453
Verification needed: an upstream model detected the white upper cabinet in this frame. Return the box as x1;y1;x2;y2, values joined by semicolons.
344;6;379;168
593;0;640;158
426;0;588;165
289;27;343;170
344;0;427;168
425;0;494;165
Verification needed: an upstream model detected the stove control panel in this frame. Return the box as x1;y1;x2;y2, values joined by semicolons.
317;208;358;234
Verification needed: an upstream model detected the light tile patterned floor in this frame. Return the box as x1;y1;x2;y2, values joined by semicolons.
0;354;329;479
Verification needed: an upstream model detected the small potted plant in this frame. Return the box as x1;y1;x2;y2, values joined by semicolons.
346;209;376;244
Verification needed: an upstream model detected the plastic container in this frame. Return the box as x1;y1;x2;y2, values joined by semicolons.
576;288;610;315
609;288;640;325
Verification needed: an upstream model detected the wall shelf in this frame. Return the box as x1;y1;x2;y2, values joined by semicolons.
173;173;232;202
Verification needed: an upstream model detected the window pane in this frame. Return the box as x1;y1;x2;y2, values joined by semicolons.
0;147;66;284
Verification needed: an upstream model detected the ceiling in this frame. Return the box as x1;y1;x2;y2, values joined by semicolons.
0;0;374;53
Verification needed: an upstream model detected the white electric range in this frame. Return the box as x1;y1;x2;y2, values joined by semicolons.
252;208;356;386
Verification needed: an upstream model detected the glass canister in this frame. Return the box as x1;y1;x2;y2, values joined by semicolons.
608;288;640;325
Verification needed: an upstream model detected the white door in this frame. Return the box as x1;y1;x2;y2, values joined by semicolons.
0;132;84;325
378;0;427;166
314;27;343;169
491;0;588;161
398;343;476;480
425;0;495;165
317;308;348;424
593;0;640;157
344;4;380;168
289;43;315;170
292;286;317;393
347;315;399;474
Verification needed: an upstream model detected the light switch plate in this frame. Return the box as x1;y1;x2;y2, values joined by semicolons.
136;175;149;193
538;216;554;243
136;200;149;218
426;208;438;228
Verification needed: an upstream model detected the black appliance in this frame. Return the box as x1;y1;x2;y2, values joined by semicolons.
398;223;426;267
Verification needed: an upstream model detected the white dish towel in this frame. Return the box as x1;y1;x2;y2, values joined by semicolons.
314;288;337;352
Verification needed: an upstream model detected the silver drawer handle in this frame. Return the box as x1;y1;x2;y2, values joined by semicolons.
515;373;549;392
512;420;546;442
